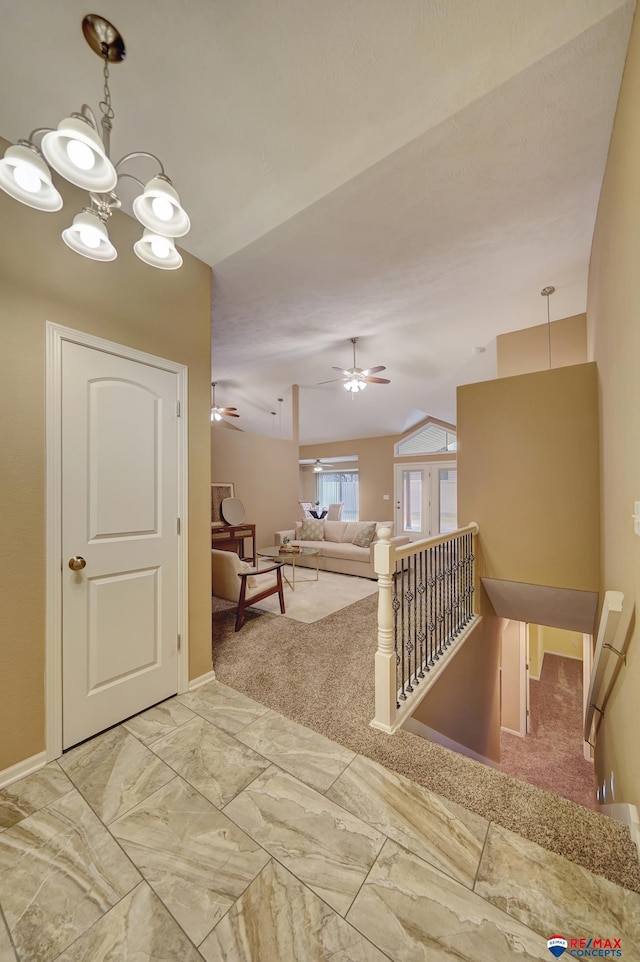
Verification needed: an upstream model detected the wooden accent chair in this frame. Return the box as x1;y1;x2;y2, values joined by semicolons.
211;548;285;631
326;503;344;520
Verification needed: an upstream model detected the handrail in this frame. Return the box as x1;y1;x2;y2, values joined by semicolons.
390;522;479;560
371;523;480;733
584;590;627;745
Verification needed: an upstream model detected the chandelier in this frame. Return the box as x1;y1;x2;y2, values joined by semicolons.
0;14;190;270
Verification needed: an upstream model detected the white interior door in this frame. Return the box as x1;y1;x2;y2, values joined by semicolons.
61;339;180;748
394;462;457;540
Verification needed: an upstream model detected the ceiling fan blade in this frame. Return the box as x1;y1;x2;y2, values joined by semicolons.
317;377;343;385
220;406;237;413
362;365;386;375
364;376;391;384
331;366;350;375
224;412;240;417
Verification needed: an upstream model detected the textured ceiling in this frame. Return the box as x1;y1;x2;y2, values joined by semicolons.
0;1;635;442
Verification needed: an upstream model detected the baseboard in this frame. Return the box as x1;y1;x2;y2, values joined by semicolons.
188;669;216;691
598;803;640;860
529;649;582;681
543;650;583;662
501;725;524;738
0;751;47;790
403;717;500;769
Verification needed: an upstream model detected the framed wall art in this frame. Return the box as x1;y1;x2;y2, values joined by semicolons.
211;482;234;525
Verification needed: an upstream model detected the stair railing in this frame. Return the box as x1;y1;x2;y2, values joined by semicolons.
372;523;479;733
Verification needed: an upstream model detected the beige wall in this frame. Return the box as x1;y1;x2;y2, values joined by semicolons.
528;625;543;679
528;624;582;680
538;626;583;661
497;313;587;378
211;426;299;549
410;600;502;763
300;437;396;522
587;6;640;810
500;620;522;734
0;141;212;772
457;363;599;591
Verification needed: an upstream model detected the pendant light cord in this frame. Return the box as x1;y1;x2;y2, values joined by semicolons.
547;294;551;370
540;286;555;370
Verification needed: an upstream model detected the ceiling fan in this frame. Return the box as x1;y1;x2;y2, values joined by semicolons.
311;458;334;472
210;382;239;422
319;337;390;392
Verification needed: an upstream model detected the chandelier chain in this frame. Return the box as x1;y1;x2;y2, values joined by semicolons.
99;58;115;123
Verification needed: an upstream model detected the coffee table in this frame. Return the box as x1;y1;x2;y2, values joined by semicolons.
257;546;320;591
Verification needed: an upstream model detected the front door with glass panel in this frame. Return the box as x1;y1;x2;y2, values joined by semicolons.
394;462;457;541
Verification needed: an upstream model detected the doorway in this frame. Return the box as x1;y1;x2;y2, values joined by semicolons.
394;461;457;541
500;622;595;809
45;323;189;758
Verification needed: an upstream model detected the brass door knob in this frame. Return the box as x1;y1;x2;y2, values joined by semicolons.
68;556;87;571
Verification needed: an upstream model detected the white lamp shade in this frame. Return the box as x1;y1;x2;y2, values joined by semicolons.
132;177;190;237
133;229;183;270
344;377;366;392
42;117;117;191
0;144;63;211
62;211;117;261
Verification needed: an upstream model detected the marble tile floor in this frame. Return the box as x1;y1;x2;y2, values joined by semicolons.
0;680;638;962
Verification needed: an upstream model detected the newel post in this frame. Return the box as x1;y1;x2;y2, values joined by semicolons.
371;526;397;732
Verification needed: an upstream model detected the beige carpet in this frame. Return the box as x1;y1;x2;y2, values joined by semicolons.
212;592;640;894
501;654;597;810
254;568;378;623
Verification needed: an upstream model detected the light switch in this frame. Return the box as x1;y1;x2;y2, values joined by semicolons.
383;494;390;500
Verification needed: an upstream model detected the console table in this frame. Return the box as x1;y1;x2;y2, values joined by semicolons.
211;523;256;566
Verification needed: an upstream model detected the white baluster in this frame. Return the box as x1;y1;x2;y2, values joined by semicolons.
371;526;397;731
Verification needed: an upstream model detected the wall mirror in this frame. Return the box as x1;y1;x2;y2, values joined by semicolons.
221;497;245;525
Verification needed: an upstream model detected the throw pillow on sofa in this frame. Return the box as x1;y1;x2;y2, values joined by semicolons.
299;518;325;540
351;521;377;548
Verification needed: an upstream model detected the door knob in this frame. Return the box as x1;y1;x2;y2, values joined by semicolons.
68;556;87;571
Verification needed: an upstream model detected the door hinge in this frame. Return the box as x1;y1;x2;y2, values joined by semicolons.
177;517;181;535
177;633;182;651
176;400;181;417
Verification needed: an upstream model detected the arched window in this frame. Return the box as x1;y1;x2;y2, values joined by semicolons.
395;420;456;457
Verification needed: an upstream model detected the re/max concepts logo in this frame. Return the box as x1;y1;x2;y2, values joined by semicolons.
547;935;623;957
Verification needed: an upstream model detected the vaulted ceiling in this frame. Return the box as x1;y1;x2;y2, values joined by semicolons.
0;1;634;441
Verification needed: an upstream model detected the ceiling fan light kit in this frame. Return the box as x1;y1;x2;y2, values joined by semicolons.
0;14;190;268
319;337;391;394
210;382;239;422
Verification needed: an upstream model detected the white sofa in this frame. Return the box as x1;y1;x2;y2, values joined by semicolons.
274;519;409;579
